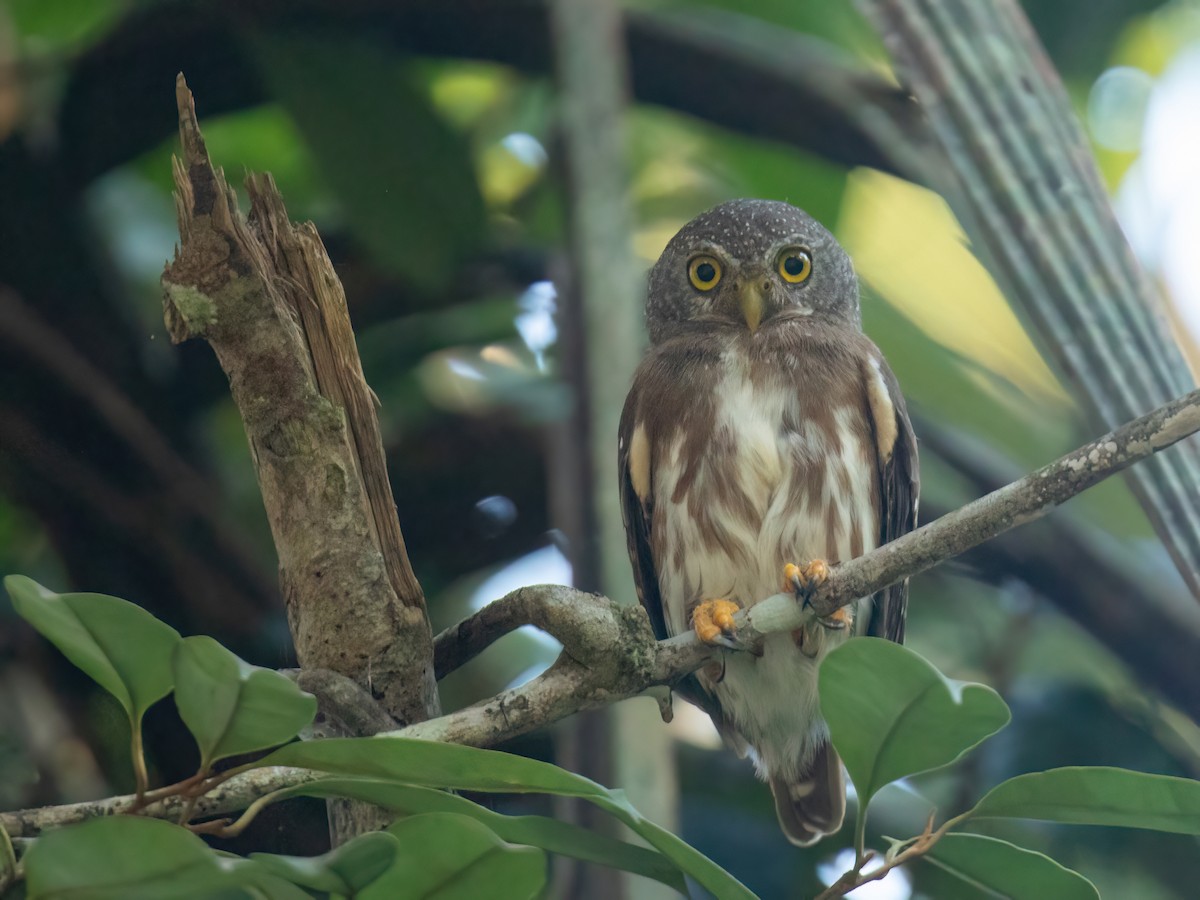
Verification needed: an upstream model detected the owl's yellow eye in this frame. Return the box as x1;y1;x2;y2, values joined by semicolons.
778;249;812;284
688;256;722;291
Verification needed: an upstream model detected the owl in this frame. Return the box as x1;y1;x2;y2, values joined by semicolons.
619;199;919;845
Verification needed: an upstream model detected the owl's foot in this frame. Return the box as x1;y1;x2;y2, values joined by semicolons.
817;607;853;631
692;599;742;647
784;560;848;631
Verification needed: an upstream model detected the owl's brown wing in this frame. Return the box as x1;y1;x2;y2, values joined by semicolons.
619;380;731;724
863;354;920;644
618;384;669;641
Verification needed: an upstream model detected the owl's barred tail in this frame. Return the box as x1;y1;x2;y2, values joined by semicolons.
769;740;846;847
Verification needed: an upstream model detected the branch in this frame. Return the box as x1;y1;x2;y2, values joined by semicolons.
433;585;615;680
287;668;398;738
917;417;1200;720
7;387;1200;838
0;768;323;839
814;810;969;900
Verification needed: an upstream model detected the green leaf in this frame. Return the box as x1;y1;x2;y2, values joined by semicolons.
819;638;1010;815
261;737;755;899
363;813;545;900
267;777;686;892
971;767;1200;833
264;735;602;796
251;831;400;894
23;817;236;899
219;858;313;900
4;575;180;730
250;32;486;291
922;833;1099;900
172;636;316;769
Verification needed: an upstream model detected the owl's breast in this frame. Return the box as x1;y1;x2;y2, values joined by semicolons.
651;348;879;636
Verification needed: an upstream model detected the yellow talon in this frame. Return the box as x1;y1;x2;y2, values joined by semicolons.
692;599;741;645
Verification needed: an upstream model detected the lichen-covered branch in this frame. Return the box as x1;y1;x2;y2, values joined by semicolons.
0;768;323;839
288;669;398;738
433;586;621;680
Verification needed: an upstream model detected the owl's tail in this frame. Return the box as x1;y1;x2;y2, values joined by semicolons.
769;740;846;847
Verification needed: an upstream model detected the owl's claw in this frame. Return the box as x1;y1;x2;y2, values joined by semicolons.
784;560;829;596
784;560;850;631
692;598;742;648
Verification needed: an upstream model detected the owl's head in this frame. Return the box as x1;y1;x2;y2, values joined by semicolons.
645;199;860;344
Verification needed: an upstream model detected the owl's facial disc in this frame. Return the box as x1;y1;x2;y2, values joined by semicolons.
728;264;812;333
644;200;861;345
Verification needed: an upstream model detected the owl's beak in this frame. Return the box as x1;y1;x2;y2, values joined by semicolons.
739;282;766;333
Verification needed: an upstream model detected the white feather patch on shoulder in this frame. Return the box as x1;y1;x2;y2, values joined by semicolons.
865;356;898;464
629;423;651;501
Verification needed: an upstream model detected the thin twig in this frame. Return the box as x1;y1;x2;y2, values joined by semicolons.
814;809;972;900
125;772;207;814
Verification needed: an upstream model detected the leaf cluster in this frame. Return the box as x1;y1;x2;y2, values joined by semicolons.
5;577;1200;899
2;577;749;899
815;638;1200;898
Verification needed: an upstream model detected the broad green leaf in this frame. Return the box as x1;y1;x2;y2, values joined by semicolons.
363;813;545;900
922;833;1099;900
251;32;486;291
819;638;1010;814
971;767;1200;833
23;817;235;900
264;735;604;797
267;777;686;892
251;831;400;894
5;575;180;729
261;737;754;900
172;636;316;769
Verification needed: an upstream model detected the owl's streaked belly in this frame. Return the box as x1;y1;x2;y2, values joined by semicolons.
653;352;879;779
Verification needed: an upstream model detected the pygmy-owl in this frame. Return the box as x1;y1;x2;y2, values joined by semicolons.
619;199;919;845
